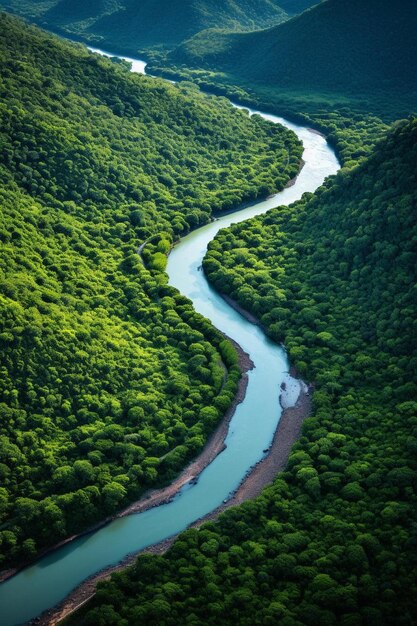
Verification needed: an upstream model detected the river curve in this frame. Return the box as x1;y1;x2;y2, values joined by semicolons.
0;47;340;626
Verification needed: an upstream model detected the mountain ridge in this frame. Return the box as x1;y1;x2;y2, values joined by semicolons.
169;0;417;100
0;0;291;51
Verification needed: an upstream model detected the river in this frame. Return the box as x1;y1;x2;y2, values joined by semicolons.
0;47;339;626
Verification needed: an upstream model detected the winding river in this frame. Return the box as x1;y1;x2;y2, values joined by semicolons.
0;48;339;626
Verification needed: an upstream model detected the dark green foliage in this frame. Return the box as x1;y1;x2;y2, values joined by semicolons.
145;0;416;161
0;14;301;569
169;0;417;107
0;0;288;52
145;61;390;166
0;15;301;227
88;0;289;51
76;118;417;624
205;116;417;390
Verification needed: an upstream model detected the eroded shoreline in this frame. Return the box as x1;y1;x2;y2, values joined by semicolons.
32;353;311;626
29;337;253;625
115;334;254;519
0;337;252;583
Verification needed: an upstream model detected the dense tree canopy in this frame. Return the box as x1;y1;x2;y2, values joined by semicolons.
168;0;417;108
75;117;417;625
145;0;416;153
0;0;289;52
0;14;301;569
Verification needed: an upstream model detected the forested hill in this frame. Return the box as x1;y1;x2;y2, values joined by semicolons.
170;0;417;103
76;117;417;625
0;14;302;569
81;0;288;50
0;0;289;52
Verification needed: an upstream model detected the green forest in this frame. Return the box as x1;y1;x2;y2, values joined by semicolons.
0;0;293;51
73;116;417;625
1;0;417;624
140;0;417;159
166;0;417;114
0;14;302;569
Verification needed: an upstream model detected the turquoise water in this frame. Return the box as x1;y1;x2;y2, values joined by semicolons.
0;50;339;626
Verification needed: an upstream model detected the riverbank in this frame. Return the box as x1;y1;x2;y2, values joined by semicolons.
0;331;253;587
30;298;311;626
0;152;308;596
220;293;264;328
285;158;305;188
225;383;311;505
34;377;311;626
30;337;254;625
116;335;254;519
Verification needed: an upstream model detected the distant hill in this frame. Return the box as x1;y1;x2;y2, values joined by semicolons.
89;0;289;49
0;0;289;51
170;0;417;100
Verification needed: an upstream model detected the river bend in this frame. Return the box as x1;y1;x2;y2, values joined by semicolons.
0;48;340;626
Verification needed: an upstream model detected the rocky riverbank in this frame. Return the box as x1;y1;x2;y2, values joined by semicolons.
34;375;311;626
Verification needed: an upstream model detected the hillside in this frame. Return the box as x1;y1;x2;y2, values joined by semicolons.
169;0;417;105
0;0;289;52
88;0;289;50
0;14;302;569
75;117;417;625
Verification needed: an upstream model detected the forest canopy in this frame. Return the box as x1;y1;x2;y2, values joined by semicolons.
74;117;417;625
0;0;291;52
168;0;417;108
0;14;302;569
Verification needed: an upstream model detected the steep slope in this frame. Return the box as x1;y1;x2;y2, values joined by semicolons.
0;14;302;569
0;0;289;51
77;118;417;624
89;0;288;50
170;0;417;101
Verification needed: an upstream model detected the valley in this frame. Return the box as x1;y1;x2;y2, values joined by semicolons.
0;2;416;624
